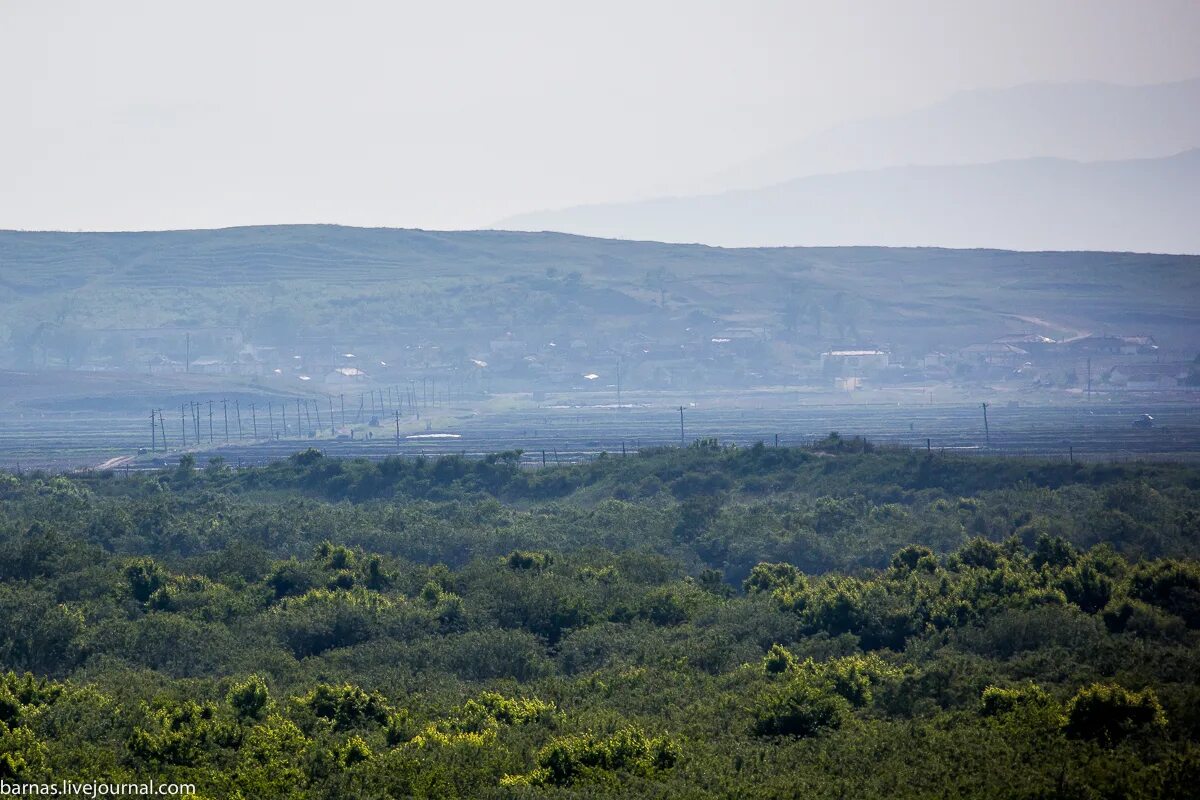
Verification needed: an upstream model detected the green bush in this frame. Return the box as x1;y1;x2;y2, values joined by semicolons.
509;726;679;787
752;679;848;738
981;683;1056;717
762;644;797;675
297;684;390;731
227;675;271;721
1064;683;1167;745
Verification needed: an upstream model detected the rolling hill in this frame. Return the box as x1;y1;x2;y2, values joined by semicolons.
1;226;1198;377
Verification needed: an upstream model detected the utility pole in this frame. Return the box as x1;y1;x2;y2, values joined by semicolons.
192;402;201;443
303;398;312;434
297;399;305;437
151;410;157;452
281;401;288;437
394;410;401;450
207;400;214;444
235;400;243;440
328;395;335;433
679;406;685;446
181;404;187;447
981;401;991;447
268;402;275;439
222;399;229;442
313;398;322;431
250;403;258;439
158;409;167;450
340;394;345;428
616;357;622;409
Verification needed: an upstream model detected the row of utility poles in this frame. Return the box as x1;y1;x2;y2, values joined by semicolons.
146;390;1002;456
146;398;319;452
146;399;316;452
145;381;473;453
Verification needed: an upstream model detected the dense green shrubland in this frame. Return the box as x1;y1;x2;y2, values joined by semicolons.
0;442;1198;797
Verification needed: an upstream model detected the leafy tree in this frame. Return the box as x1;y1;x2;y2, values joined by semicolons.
1064;684;1167;745
752;679;848;738
890;544;937;574
125;557;166;603
744;562;804;595
1058;561;1115;614
297;684;390;731
227;675;271;722
1127;560;1200;627
506;550;552;571
762;643;797;675
508;726;678;787
981;683;1057;718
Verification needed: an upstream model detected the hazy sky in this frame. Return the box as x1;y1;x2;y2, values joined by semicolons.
4;0;1200;232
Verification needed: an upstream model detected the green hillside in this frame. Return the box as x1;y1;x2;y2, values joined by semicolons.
2;226;1197;377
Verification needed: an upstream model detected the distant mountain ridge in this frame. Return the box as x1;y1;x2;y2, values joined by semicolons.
501;79;1200;253
703;78;1200;192
499;149;1200;253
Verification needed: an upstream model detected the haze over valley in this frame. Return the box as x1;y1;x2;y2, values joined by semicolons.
2;2;1199;473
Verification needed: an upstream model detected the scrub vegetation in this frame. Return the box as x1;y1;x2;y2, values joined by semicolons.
1;440;1199;797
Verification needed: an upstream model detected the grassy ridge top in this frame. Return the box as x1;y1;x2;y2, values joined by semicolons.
4;224;1197;287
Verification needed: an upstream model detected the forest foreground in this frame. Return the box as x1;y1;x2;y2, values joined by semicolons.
1;439;1198;798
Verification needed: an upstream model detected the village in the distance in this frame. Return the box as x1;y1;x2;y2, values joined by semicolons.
73;324;1189;399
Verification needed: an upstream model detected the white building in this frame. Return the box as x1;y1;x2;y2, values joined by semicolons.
820;349;890;372
324;367;369;385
